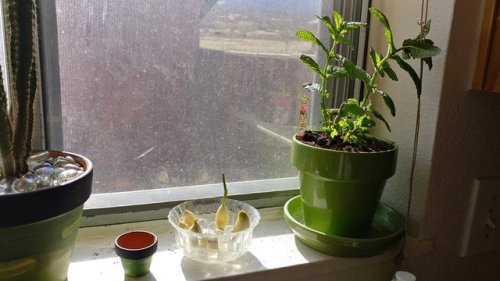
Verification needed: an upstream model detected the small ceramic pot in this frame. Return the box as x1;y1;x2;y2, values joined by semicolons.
114;230;158;277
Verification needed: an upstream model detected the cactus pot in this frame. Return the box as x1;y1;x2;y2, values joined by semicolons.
291;134;397;238
0;151;92;281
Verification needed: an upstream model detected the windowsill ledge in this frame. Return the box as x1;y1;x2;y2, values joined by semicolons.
68;207;402;281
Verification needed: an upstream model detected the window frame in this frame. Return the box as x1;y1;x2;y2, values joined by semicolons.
81;177;299;226
37;0;369;226
39;0;64;150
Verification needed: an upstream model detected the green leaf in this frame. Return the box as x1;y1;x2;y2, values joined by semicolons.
333;11;343;31
325;108;340;115
369;48;385;77
367;104;391;132
343;21;367;31
339;99;364;117
339;21;366;35
299;55;324;77
423;57;433;70
342;58;371;86
317;16;334;35
346;119;355;130
337;35;355;49
326;66;348;78
382;61;398;81
394;55;422;97
330;129;339;139
295;30;328;54
348;135;362;144
402;39;441;58
383;93;396;116
323;90;330;99
338;119;347;127
322;118;333;130
331;128;339;138
422;39;435;70
369;8;395;52
375;90;396;116
402;49;411;60
370;48;382;67
357;115;375;129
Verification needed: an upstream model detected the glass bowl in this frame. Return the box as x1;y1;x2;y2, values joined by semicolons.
168;198;260;263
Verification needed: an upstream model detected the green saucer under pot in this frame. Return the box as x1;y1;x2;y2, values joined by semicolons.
284;195;404;257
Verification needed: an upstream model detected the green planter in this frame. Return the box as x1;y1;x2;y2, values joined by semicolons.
0;151;92;281
291;134;397;238
0;206;83;281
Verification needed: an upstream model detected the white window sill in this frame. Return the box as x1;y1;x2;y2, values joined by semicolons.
68;207;401;281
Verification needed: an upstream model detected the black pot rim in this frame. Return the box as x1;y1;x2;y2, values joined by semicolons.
114;230;158;260
0;151;93;228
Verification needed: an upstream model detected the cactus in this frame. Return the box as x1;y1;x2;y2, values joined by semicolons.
0;0;40;179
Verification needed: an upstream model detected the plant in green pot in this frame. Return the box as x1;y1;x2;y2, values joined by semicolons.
289;7;440;241
0;1;92;280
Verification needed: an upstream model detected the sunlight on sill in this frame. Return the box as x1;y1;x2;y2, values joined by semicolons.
69;207;400;281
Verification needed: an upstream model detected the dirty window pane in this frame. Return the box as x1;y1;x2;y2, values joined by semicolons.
56;0;324;193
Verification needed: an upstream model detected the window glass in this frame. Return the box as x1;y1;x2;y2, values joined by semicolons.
56;0;324;193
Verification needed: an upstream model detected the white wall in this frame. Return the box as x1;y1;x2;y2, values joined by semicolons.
369;0;453;235
411;0;500;279
368;0;500;280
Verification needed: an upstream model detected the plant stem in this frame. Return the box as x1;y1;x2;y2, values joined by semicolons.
320;42;337;129
396;1;430;269
407;91;421;230
361;55;385;107
221;173;228;205
361;46;404;107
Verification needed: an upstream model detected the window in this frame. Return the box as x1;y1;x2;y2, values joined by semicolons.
34;1;367;219
53;0;329;194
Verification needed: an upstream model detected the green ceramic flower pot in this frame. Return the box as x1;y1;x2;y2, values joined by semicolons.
0;206;83;281
291;134;397;238
0;151;92;281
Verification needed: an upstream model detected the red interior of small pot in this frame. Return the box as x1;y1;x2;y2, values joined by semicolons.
116;231;156;250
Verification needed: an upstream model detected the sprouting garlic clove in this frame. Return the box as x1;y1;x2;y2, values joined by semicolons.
187;219;207;248
232;210;250;233
178;220;191;230
178;201;197;229
215;174;230;230
216;203;229;230
189;219;203;233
